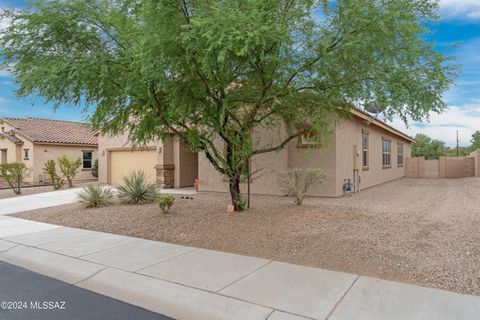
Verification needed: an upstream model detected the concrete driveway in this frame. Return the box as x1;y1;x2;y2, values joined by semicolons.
0;188;81;215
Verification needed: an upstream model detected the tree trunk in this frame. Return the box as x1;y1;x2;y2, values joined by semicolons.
229;174;242;211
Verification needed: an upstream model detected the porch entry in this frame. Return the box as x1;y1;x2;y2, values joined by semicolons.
157;138;198;189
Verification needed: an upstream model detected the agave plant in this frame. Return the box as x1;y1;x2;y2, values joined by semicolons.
77;185;114;208
117;170;157;204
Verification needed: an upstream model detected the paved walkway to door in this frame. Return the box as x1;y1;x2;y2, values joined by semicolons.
0;215;480;320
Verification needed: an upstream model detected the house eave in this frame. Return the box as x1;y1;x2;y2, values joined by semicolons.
349;109;416;143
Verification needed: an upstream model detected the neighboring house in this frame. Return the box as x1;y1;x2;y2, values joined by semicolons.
0;117;98;184
98;109;413;197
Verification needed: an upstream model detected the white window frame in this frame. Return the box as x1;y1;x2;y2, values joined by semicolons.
397;143;404;167
362;130;369;169
382;138;391;168
82;150;93;169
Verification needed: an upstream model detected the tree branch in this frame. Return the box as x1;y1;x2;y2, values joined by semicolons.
252;130;307;156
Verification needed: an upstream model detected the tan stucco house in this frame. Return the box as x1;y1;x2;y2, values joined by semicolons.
0;117;98;184
98;109;413;197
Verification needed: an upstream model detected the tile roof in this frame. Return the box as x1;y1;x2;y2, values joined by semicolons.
0;118;98;146
0;132;23;144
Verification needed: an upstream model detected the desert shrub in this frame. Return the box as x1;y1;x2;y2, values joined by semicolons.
91;159;99;178
278;168;326;206
77;185;114;208
42;160;64;190
117;170;157;204
0;163;30;195
157;195;175;214
58;155;82;188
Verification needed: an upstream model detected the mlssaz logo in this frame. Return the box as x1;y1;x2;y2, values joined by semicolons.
30;301;66;310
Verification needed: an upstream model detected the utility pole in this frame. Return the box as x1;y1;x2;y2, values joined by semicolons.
456;130;459;157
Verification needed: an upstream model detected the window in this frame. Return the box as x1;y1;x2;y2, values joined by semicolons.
382;139;391;167
362;130;369;169
298;130;321;147
397;143;404;167
82;151;93;169
23;148;30;160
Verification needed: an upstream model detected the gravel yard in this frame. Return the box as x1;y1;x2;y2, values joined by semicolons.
12;177;480;296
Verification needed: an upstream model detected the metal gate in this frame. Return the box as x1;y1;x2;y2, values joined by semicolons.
424;160;439;178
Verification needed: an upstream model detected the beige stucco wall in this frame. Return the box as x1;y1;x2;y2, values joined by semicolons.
198;126;289;195
334;117;411;196
32;144;98;184
198;125;338;196
0;138;23;164
19;140;35;183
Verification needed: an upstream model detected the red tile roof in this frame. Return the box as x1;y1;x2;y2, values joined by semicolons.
0;132;23;144
0;118;98;146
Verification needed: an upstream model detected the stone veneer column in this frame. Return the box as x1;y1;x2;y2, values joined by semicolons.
156;164;175;188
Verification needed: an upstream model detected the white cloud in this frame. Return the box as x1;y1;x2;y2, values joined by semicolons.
0;8;11;31
0;69;11;77
439;0;480;21
387;105;480;147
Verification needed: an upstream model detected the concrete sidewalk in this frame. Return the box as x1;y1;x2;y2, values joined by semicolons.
0;188;82;215
0;216;479;320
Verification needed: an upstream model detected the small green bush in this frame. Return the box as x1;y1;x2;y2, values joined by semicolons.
43;160;64;190
157;195;175;214
117;170;157;204
77;185;114;208
58;155;82;188
0;163;30;194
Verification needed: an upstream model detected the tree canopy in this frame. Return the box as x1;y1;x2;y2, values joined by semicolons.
411;132;479;159
0;0;458;210
470;130;480;151
411;133;447;159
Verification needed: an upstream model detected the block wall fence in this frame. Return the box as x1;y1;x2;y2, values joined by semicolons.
405;155;477;179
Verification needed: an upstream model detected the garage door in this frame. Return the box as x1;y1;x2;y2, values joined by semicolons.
108;150;157;185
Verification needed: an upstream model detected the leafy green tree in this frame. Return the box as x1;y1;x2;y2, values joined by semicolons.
58;156;82;188
445;146;471;157
411;133;447;159
470;130;480;152
43;160;64;190
0;163;30;195
0;0;458;210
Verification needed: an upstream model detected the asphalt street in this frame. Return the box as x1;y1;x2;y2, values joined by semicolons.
0;261;174;320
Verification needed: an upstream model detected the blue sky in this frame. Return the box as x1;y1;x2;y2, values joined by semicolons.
0;0;480;146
